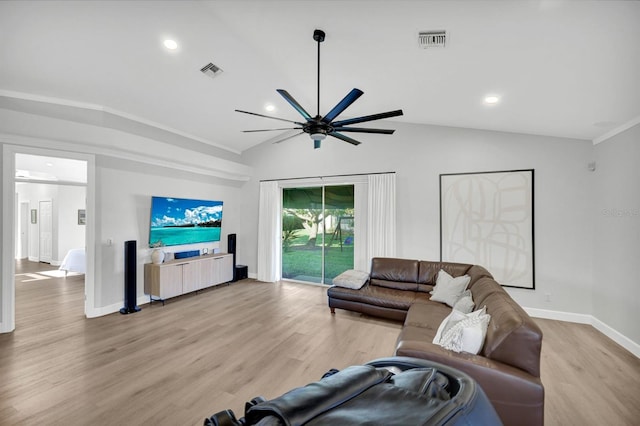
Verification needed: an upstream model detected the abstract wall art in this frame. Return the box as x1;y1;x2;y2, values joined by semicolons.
440;169;535;289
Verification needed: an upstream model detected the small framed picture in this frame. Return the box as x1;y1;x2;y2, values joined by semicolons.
78;209;86;225
31;209;37;224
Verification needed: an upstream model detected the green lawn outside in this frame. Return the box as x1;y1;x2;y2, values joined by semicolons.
282;228;354;283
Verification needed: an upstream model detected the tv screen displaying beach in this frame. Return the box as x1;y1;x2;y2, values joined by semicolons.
149;196;223;247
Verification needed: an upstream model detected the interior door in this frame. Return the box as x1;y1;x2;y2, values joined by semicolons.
39;200;53;263
19;202;29;259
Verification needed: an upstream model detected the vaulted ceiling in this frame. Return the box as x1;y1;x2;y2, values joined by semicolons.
1;0;639;155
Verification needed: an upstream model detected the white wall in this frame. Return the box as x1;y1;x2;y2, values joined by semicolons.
593;124;640;344
16;183;86;263
1;107;250;321
56;185;86;260
0;146;5;327
240;122;596;314
93;164;244;308
2;105;636;352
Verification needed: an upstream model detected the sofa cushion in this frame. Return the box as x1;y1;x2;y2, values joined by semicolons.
417;261;472;287
412;292;433;304
468;277;503;307
328;284;417;311
370;258;419;291
403;301;451;330
480;292;543;377
466;264;494;286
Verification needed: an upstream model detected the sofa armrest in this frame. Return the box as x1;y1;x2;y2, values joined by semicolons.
396;339;544;426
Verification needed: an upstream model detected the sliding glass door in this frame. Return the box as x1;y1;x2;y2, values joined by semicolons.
282;185;354;284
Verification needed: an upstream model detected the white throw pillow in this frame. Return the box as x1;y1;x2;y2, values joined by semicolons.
332;269;370;289
453;290;475;314
429;270;471;307
433;306;491;355
432;309;465;343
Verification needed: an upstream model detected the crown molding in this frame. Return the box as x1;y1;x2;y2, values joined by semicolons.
592;115;640;145
0;90;242;155
1;133;251;182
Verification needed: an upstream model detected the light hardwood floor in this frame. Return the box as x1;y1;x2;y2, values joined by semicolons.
1;260;639;425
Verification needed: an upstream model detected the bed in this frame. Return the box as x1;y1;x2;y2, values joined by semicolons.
59;248;86;275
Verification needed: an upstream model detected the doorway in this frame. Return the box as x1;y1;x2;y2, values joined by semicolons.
1;145;95;333
38;200;53;263
281;185;355;285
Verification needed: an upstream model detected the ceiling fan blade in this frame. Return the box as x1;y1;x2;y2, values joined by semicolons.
243;127;302;133
332;109;404;127
235;109;304;125
322;88;364;123
328;132;361;146
271;131;305;144
277;89;312;120
332;127;395;134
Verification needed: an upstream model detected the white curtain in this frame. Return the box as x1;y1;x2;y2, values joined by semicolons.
257;174;394;281
367;173;396;262
257;181;281;282
353;182;368;271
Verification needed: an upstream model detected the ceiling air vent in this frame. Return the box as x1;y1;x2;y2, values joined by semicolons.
200;62;223;79
418;31;446;48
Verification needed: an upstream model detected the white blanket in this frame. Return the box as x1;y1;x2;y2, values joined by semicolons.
332;269;369;289
59;248;86;274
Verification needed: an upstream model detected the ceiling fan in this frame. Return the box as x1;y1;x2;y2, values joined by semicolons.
235;29;404;149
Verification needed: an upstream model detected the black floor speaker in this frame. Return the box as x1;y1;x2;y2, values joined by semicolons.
120;240;141;314
228;233;237;281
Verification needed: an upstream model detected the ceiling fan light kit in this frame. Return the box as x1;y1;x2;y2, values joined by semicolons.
236;29;403;149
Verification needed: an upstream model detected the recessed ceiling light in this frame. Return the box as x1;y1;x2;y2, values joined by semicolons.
163;39;178;50
483;95;500;105
45;162;54;167
265;104;276;112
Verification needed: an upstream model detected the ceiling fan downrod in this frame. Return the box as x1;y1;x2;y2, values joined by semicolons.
313;29;325;118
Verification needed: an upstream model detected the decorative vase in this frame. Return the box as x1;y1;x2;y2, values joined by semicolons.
151;249;165;264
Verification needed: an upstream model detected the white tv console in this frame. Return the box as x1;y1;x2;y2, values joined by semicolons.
144;253;234;303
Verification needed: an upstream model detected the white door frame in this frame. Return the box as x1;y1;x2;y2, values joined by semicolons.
18;201;29;259
1;144;96;333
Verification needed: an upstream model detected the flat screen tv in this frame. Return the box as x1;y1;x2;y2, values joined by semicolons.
149;196;223;247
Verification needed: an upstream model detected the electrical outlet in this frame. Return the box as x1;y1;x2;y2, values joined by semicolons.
544;293;551;302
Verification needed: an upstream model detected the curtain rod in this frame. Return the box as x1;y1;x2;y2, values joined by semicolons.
260;171;395;183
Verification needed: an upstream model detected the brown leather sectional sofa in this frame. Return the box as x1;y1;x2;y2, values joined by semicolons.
327;257;544;426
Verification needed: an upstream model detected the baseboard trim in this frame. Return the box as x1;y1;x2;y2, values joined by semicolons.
24;256;61;266
590;317;640;358
525;307;640;358
85;296;150;318
248;272;257;279
524;307;592;324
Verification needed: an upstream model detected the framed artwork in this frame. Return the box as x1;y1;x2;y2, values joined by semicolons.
31;209;37;224
440;169;535;289
78;209;86;225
